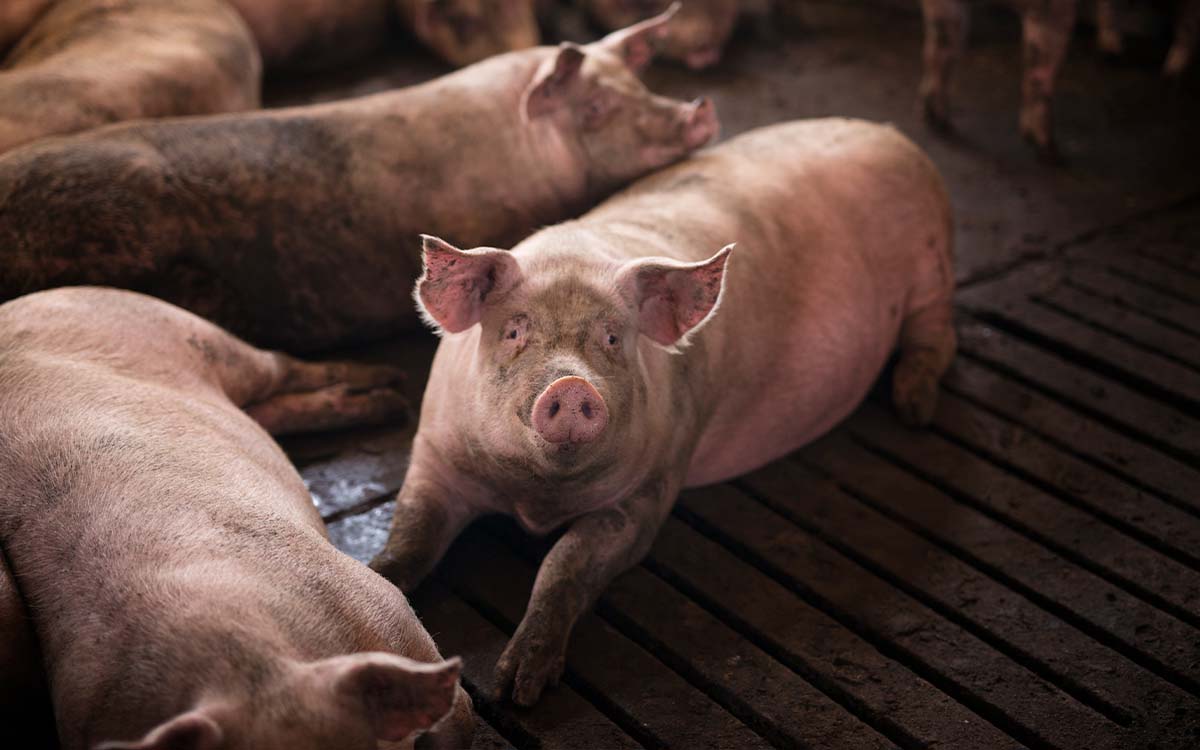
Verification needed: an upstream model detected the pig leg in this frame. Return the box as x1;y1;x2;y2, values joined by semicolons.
1165;0;1200;76
495;475;677;706
1018;0;1077;160
0;548;53;741
892;301;956;428
1094;0;1123;55
919;0;969;132
370;466;483;593
242;355;408;436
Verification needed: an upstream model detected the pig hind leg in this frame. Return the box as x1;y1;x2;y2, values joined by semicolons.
893;300;956;428
919;0;969;132
1094;0;1123;55
242;355;408;437
1018;0;1077;160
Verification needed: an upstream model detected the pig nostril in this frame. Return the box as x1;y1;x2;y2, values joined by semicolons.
581;401;594;419
548;401;560;418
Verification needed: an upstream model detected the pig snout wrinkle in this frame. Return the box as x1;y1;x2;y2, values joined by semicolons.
532;376;608;444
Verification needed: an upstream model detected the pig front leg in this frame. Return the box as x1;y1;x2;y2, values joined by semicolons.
919;0;969;132
495;475;677;706
1018;0;1077;160
1165;0;1200;76
370;465;484;593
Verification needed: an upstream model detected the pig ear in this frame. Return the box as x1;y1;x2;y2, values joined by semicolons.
415;235;523;334
521;43;586;120
93;711;223;750
327;653;462;742
616;243;734;350
595;1;679;71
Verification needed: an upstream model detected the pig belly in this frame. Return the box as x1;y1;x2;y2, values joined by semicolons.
684;319;899;487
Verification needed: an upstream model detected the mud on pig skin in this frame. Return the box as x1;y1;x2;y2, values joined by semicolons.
371;117;956;706
0;9;718;353
0;287;472;750
0;0;261;155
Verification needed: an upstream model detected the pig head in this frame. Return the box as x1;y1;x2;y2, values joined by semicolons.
584;0;741;69
373;233;732;706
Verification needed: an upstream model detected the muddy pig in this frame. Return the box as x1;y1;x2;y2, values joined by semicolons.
0;0;261;154
0;287;474;749
582;0;789;69
0;8;717;353
370;117;956;705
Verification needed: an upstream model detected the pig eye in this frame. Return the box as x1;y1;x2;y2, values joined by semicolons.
507;329;519;340
606;334;618;346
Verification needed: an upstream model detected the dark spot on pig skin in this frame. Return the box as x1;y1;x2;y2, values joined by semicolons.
889;304;899;321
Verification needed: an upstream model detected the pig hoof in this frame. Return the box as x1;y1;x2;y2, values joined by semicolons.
494;630;566;707
893;372;940;428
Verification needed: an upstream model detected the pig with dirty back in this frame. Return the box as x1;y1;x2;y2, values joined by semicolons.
0;287;474;749
371;117;956;705
0;7;717;353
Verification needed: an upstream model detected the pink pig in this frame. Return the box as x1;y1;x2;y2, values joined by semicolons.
371;117;956;706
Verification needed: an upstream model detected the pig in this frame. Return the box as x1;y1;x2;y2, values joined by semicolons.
0;0;261;155
0;286;474;749
370;117;956;706
581;0;789;69
392;0;542;67
0;8;717;353
920;0;1081;158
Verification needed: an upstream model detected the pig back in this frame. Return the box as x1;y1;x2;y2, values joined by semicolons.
586;118;953;483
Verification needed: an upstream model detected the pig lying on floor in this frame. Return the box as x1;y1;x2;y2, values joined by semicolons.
371;117;957;706
0;0;261;154
0;287;473;749
0;7;717;353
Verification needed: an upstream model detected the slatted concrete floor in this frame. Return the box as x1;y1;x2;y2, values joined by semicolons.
285;202;1200;749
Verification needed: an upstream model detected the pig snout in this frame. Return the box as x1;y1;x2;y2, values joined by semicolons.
683;97;719;149
532;376;609;444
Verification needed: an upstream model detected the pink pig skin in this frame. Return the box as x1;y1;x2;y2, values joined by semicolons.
0;288;472;750
373;117;956;707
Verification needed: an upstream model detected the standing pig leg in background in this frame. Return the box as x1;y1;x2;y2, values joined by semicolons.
919;0;969;132
1018;0;1077;159
1165;0;1200;76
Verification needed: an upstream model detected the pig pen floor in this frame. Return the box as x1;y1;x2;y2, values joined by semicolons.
272;4;1200;748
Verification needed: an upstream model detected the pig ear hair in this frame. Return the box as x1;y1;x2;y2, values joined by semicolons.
93;710;223;750
414;235;523;335
596;1;679;72
521;42;586;121
617;243;734;352
325;653;463;742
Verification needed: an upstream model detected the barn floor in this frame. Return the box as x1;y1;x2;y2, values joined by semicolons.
273;4;1200;748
